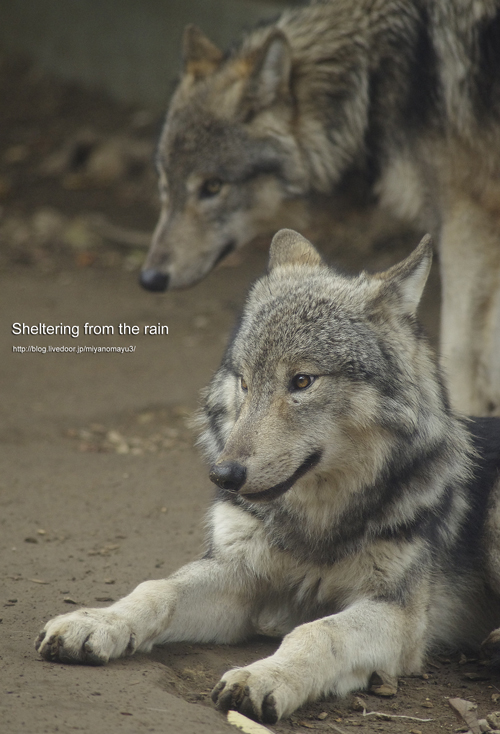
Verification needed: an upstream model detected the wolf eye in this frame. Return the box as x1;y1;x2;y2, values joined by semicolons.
291;374;315;391
240;376;248;392
200;178;223;198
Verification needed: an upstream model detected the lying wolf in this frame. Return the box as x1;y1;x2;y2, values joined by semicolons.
140;0;500;416
39;229;500;722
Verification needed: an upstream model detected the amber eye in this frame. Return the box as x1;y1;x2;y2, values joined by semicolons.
291;374;314;390
200;178;223;198
240;377;248;392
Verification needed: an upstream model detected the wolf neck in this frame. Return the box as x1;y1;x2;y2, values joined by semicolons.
245;0;424;193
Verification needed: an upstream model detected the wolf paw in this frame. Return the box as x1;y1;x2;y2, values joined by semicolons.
35;609;136;665
212;664;297;723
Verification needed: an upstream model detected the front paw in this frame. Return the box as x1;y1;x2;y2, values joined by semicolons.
212;664;295;724
35;609;136;665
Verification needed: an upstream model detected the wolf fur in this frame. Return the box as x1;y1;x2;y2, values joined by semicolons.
140;0;500;416
39;229;500;723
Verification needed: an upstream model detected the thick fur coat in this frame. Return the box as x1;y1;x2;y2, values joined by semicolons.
38;229;500;723
141;0;500;416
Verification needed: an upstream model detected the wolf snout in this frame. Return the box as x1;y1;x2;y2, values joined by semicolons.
139;269;170;292
209;461;247;492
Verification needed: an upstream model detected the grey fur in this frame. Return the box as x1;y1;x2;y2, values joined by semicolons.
38;229;500;723
142;0;500;415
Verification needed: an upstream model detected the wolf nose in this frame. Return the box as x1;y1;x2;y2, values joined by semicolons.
139;269;169;292
209;461;247;492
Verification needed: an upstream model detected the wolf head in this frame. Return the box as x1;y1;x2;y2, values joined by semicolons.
140;15;369;291
199;229;448;503
141;25;308;291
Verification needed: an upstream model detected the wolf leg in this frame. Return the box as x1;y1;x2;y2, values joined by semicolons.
35;558;257;665
439;196;500;414
212;598;426;723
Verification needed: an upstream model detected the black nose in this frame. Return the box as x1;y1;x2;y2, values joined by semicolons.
139;269;169;292
209;461;247;492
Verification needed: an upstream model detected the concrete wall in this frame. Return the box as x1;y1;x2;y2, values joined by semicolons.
0;0;304;109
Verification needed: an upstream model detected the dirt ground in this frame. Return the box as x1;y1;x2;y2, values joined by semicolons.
3;56;500;734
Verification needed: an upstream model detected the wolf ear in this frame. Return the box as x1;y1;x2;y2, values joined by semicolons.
269;229;324;271
183;25;223;79
375;234;433;314
244;31;292;110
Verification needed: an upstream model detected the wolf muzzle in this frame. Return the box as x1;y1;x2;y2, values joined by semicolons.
209;451;322;501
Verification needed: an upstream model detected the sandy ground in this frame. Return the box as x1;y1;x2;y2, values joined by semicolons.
1;250;267;734
3;58;500;734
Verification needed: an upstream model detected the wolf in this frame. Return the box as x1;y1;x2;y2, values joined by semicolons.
140;0;500;417
38;229;500;723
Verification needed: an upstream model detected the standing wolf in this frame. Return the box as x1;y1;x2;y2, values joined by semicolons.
39;229;500;723
141;0;500;416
